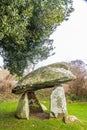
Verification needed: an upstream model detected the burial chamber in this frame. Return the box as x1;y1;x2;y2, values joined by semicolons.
12;62;76;120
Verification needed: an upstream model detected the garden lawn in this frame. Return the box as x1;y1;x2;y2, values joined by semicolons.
0;101;87;130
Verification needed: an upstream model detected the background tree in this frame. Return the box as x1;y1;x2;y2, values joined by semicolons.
0;0;74;76
68;60;87;101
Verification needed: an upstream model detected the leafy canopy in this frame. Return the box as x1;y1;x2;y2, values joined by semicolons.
0;0;74;76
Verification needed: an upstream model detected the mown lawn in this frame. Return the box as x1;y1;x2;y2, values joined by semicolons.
0;101;87;130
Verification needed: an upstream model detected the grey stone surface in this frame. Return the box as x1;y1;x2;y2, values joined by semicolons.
15;93;29;119
50;86;68;118
12;62;76;94
27;92;43;113
12;62;76;120
40;103;47;111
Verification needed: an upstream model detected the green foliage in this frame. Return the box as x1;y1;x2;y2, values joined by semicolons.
0;0;74;76
70;94;78;101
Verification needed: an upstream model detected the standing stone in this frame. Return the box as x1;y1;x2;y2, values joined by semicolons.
50;86;68;119
28;91;43;113
15;93;29;119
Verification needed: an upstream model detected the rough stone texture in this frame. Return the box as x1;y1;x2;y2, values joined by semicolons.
63;115;80;124
27;92;43;113
15;93;29;119
40;103;47;111
12;62;76;120
50;86;68;118
15;92;43;119
12;62;76;94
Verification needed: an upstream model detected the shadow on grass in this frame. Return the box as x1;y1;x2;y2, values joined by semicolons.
30;112;50;120
0;110;50;121
0;111;15;119
0;111;87;130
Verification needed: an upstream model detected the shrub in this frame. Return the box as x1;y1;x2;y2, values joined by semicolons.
0;69;17;93
70;94;78;101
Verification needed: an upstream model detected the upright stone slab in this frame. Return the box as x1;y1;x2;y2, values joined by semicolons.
15;93;29;119
50;86;68;118
28;91;43;113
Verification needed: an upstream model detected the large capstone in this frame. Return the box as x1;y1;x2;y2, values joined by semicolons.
50;86;68;119
15;93;29;119
12;62;76;94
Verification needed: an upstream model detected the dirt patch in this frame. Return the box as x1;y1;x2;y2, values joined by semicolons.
30;112;49;120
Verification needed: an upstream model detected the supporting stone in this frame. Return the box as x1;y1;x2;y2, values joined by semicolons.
15;91;43;119
15;93;29;119
27;91;43;113
50;86;68;119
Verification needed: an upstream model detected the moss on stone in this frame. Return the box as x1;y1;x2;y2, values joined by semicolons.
12;62;75;94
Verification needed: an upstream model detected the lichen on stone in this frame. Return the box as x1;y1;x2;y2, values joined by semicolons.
12;62;76;94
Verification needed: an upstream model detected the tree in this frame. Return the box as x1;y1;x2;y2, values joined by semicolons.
0;0;74;76
69;60;87;101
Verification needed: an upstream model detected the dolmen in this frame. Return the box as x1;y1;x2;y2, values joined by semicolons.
12;62;76;120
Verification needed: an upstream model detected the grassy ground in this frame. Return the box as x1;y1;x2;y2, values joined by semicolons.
0;101;87;130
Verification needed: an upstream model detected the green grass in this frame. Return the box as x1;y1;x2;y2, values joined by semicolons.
0;101;87;130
